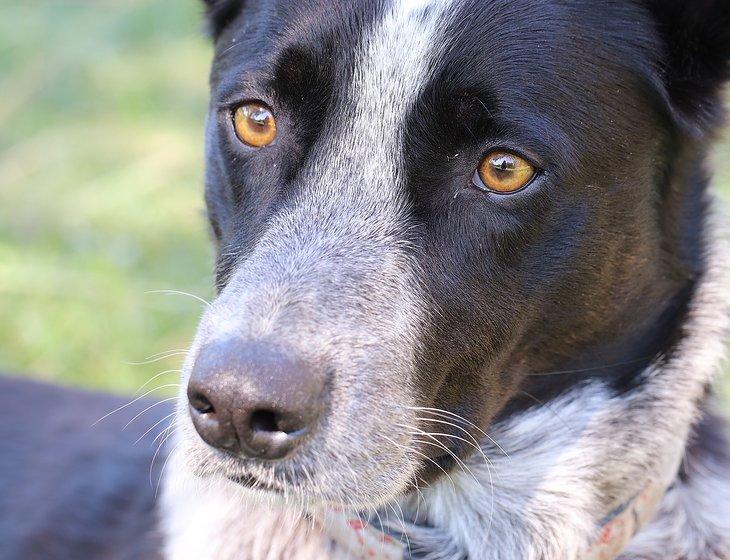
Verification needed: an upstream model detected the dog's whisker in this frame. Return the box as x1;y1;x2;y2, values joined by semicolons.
135;369;182;395
152;418;179;446
150;422;178;489
379;434;457;491
483;448;496;548
411;416;496;460
143;349;189;360
123;349;188;366
386;500;412;553
131;406;177;445
518;390;574;432
155;438;182;499
404;485;423;547
403;422;495;473
145;289;212;307
134;410;178;445
408;406;510;459
92;384;181;427
149;417;181;486
339;446;391;555
398;422;482;474
523;355;655;377
410;474;426;522
300;463;318;536
122;396;179;430
409;436;480;486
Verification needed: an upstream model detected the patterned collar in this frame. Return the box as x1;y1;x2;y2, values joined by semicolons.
320;453;682;560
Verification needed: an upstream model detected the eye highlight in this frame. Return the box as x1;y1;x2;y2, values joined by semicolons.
233;102;277;147
475;151;536;194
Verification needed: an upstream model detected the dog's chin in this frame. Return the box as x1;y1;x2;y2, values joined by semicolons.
180;416;422;511
188;451;413;512
213;467;403;512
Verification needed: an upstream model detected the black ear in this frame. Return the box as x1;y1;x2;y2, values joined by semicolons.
201;0;242;39
644;0;730;132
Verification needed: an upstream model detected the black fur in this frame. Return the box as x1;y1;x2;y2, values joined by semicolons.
644;0;730;133
202;0;243;39
0;377;168;559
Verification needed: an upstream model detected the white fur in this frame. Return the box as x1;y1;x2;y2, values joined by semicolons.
166;0;461;519
620;406;730;560
163;2;459;558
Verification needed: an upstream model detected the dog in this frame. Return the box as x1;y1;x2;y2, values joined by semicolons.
2;0;730;559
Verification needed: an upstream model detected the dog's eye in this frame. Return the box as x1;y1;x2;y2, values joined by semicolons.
233;102;277;147
475;151;536;194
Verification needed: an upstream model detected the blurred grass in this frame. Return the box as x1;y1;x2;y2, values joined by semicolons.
0;0;212;394
0;1;728;400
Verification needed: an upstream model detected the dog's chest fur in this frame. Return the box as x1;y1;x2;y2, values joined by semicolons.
163;404;730;560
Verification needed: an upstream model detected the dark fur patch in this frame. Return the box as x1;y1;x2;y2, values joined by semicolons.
0;376;170;560
643;0;730;133
200;0;730;476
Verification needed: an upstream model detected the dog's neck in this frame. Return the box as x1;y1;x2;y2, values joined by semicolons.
320;443;682;560
161;214;729;560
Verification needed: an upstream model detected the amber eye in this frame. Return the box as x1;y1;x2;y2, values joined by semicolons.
476;151;536;194
233;102;277;147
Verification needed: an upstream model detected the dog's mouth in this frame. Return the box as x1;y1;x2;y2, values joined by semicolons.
224;469;351;509
192;421;468;505
227;472;282;494
218;459;319;500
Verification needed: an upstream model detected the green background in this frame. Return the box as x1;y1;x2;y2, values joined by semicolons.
1;1;728;401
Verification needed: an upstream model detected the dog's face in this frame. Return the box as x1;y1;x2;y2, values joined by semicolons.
177;0;730;509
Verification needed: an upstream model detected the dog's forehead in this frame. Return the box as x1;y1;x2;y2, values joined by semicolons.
218;0;659;131
211;0;662;201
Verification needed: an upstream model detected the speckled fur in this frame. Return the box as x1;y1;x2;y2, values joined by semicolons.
163;214;729;559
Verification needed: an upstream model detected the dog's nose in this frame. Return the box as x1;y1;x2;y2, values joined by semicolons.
187;338;324;460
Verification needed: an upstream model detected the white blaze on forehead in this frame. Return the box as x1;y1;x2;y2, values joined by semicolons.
352;0;453;166
201;0;459;348
304;0;454;203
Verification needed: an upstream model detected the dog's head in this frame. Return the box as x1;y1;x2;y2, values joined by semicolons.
176;0;730;510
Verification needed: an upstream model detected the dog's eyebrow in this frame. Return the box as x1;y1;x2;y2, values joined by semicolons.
212;70;272;108
493;113;580;173
269;45;336;107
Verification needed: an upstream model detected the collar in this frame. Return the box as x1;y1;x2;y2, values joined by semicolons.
583;449;681;560
320;447;682;560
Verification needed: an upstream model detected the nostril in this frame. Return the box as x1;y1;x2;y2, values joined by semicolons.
244;408;311;459
250;409;282;434
189;391;215;415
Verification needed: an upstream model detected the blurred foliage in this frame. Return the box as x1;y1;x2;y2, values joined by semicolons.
0;1;728;400
0;0;212;394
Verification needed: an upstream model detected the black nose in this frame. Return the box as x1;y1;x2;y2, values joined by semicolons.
187;338;325;460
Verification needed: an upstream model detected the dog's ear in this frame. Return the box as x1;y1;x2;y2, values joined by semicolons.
644;0;730;132
201;0;243;39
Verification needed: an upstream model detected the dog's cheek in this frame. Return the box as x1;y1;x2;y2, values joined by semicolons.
281;255;429;504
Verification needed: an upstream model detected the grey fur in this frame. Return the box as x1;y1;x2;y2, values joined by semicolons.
163;210;729;560
166;0;457;516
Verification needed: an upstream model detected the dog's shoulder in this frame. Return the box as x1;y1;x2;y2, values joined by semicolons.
0;375;169;560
